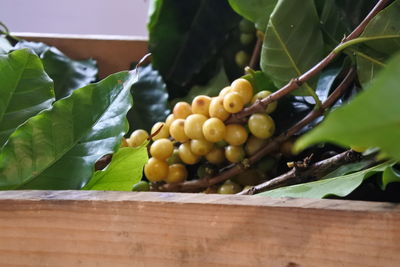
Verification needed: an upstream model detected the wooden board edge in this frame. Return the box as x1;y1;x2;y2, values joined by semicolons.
0;190;399;213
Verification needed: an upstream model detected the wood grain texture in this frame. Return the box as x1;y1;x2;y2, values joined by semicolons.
0;191;399;266
14;33;148;78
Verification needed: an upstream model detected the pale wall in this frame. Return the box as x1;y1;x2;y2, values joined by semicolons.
0;0;149;36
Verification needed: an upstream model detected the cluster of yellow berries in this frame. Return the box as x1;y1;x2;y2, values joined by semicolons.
126;78;278;186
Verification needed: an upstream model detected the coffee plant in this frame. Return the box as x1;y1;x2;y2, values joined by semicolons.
0;0;399;201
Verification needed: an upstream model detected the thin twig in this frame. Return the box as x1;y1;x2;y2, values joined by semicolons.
249;31;263;70
238;150;363;195
225;0;390;124
156;68;356;192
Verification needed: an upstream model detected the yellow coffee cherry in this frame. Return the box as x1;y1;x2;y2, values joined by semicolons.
151;122;169;140
218;180;242;194
248;113;275;139
209;96;230;121
190;139;213;156
219;86;232;97
144;157;169;182
225;124;248;146
178;143;200;165
192;95;211;117
202;117;226;143
128;129;149;147
184;114;208;140
165;164;188;184
251;90;277;114
173;101;192;119
245;135;268;156
167;148;182;165
223;92;244;113
120;137;129;147
231;78;253;104
165;114;175;128
169;119;189;143
205;147;225;165
150;138;174;160
225;145;245;163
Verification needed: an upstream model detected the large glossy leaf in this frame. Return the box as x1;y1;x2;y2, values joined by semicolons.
356;1;400;86
380;166;400;190
260;0;324;95
0;49;54;148
314;0;351;47
126;65;169;133
41;48;98;99
294;52;400;161
148;0;240;94
83;146;148;191
15;40;98;99
259;161;395;199
0;71;136;190
228;0;278;31
175;64;230;104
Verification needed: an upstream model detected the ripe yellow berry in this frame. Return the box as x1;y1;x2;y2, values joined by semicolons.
190;139;213;156
209;96;230;121
248;113;275;139
151;122;169;140
225;145;245;163
251;90;277;114
165;164;188;184
223;92;244;113
150;138;174;160
173;101;192;119
205;147;225;165
219;86;232;97
225;124;248;146
169;119;189;143
192;95;211;117
231;78;253;104
165;114;175;128
245;135;268;156
218;180;242;194
144;157;169;182
184;114;208;140
120;137;129;148
202;118;226;143
178;143;200;165
128;129;149;147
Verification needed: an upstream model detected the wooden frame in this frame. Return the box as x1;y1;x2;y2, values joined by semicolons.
0;191;399;266
2;34;400;266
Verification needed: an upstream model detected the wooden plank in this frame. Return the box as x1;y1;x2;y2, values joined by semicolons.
0;191;399;266
14;33;148;78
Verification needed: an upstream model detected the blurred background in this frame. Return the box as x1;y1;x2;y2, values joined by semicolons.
0;0;149;36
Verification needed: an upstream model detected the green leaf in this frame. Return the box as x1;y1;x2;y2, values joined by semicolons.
41;48;98;99
83;146;148;191
148;0;240;94
0;49;54;148
260;0;324;95
380;166;400;190
15;40;98;99
259;161;395;199
356;48;388;88
356;1;400;86
0;71;136;190
242;70;277;94
294;52;400;161
228;0;278;31
174;64;230;104
314;0;351;47
126;65;169;133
